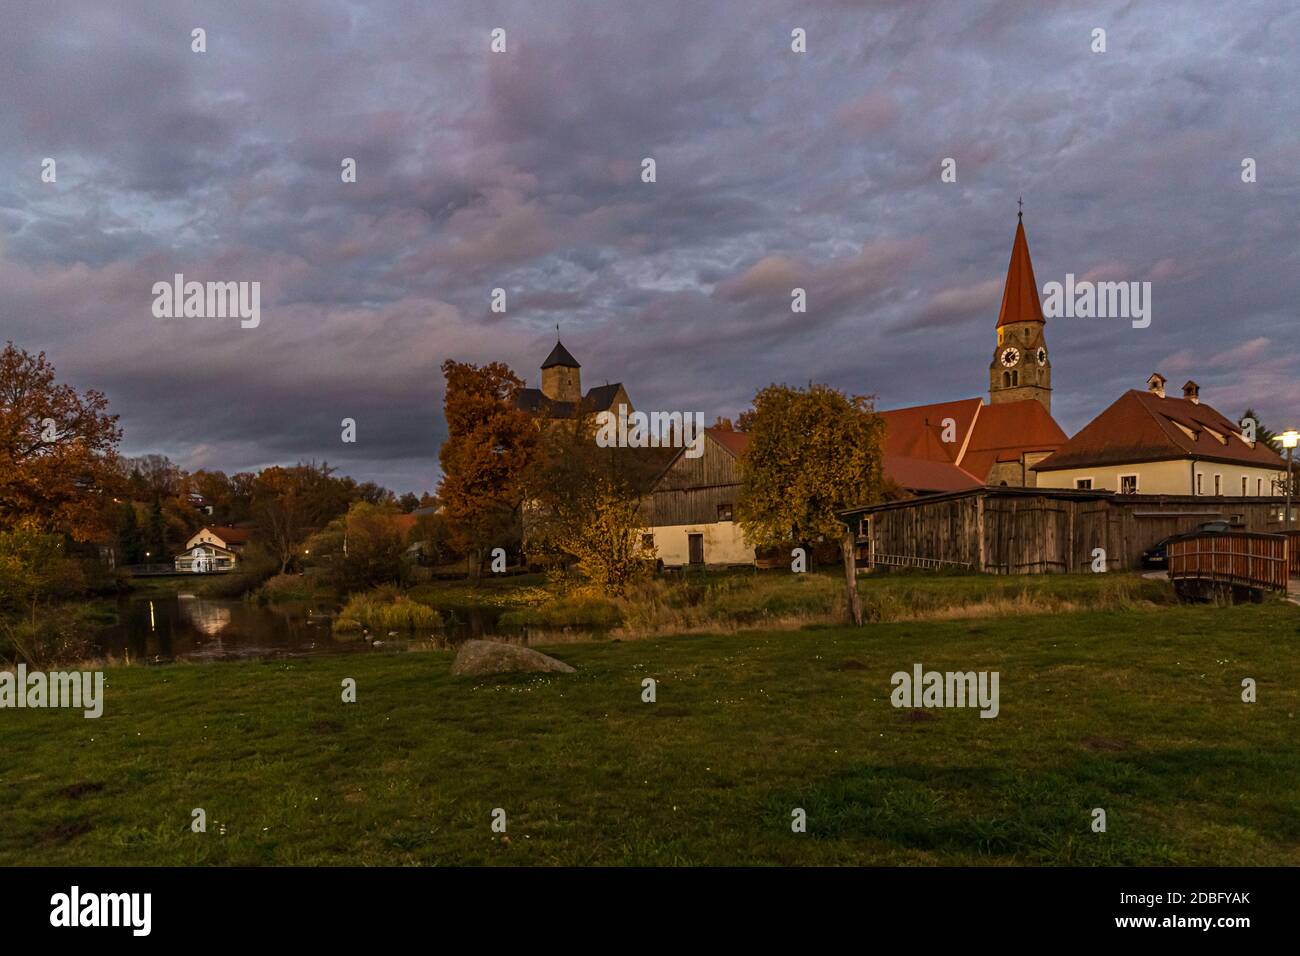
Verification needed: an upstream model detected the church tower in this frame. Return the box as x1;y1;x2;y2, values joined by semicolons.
989;210;1051;413
540;340;582;403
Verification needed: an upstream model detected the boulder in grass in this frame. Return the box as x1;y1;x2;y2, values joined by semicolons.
450;639;576;677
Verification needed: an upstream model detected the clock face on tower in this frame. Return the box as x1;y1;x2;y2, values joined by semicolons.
1036;347;1047;366
1000;347;1021;368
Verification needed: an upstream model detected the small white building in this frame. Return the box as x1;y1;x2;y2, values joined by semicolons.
174;526;250;573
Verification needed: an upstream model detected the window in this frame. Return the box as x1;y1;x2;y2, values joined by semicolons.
1213;474;1222;496
1258;478;1264;496
1196;473;1203;495
1119;474;1139;495
1242;476;1248;496
1075;478;1093;490
717;503;734;521
641;534;654;550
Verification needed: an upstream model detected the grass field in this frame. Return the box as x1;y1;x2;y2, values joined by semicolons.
2;594;1297;866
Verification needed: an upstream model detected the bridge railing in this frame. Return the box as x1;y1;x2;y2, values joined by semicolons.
1168;532;1290;593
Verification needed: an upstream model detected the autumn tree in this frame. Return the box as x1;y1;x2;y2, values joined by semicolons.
251;462;354;573
437;360;538;580
521;418;662;594
187;469;255;525
737;383;885;621
0;343;123;540
304;501;408;591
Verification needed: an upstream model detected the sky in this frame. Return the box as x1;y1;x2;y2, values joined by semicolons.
2;0;1298;494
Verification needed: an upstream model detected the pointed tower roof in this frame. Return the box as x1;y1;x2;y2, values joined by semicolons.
541;340;580;369
995;215;1045;328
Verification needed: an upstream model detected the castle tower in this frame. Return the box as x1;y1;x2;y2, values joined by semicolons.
540;340;582;403
989;211;1051;413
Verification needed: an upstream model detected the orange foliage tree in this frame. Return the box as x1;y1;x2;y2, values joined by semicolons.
0;343;123;541
436;360;538;578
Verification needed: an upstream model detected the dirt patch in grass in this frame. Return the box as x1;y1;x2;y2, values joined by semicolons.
902;710;937;723
58;782;105;799
40;820;93;844
832;659;867;671
652;707;692;718
1082;735;1131;752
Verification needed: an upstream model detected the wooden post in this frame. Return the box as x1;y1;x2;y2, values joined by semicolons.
842;526;863;626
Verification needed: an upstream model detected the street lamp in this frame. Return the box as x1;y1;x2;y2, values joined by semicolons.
1273;430;1300;528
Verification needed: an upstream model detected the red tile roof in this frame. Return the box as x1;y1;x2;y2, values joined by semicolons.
1034;389;1286;472
878;397;1066;487
208;526;252;545
708;428;750;457
883;455;984;493
996;218;1045;328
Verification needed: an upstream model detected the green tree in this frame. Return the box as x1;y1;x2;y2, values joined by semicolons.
737;382;885;547
116;501;143;564
145;500;167;564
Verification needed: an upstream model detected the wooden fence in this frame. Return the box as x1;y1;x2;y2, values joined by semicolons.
1167;532;1291;594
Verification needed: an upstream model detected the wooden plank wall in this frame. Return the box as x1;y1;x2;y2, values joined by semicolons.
870;495;982;568
648;436;743;526
868;493;1294;574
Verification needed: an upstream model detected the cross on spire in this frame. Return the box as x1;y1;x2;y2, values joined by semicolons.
1017;195;1024;222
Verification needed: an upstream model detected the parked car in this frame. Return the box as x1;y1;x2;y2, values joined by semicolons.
1141;521;1234;569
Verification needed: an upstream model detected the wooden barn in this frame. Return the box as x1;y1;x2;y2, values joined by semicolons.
642;428;754;568
839;487;1293;573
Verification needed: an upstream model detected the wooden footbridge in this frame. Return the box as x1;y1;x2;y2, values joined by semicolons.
1167;530;1300;600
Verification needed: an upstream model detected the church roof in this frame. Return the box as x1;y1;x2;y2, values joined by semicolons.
515;383;625;416
996;217;1045;328
541;340;581;369
1034;388;1286;472
877;396;1066;488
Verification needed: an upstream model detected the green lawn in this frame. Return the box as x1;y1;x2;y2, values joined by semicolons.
2;599;1297;865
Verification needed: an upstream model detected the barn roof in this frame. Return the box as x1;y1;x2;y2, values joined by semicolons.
1033;389;1285;472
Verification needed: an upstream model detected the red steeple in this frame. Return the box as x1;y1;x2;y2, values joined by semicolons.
995;213;1045;328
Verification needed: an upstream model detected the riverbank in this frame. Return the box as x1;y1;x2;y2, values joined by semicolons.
3;599;1296;865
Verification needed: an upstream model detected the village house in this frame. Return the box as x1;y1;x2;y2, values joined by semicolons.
174;525;251;573
1032;373;1285;496
641;428;753;568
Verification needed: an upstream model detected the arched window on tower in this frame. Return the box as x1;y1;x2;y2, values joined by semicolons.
1002;371;1011;388
1011;370;1019;386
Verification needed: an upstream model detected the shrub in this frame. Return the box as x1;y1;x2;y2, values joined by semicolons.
333;591;443;633
0;605;100;666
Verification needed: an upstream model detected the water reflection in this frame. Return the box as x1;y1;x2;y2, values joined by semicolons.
97;595;353;664
95;595;569;664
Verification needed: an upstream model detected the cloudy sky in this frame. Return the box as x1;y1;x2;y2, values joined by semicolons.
3;0;1298;493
